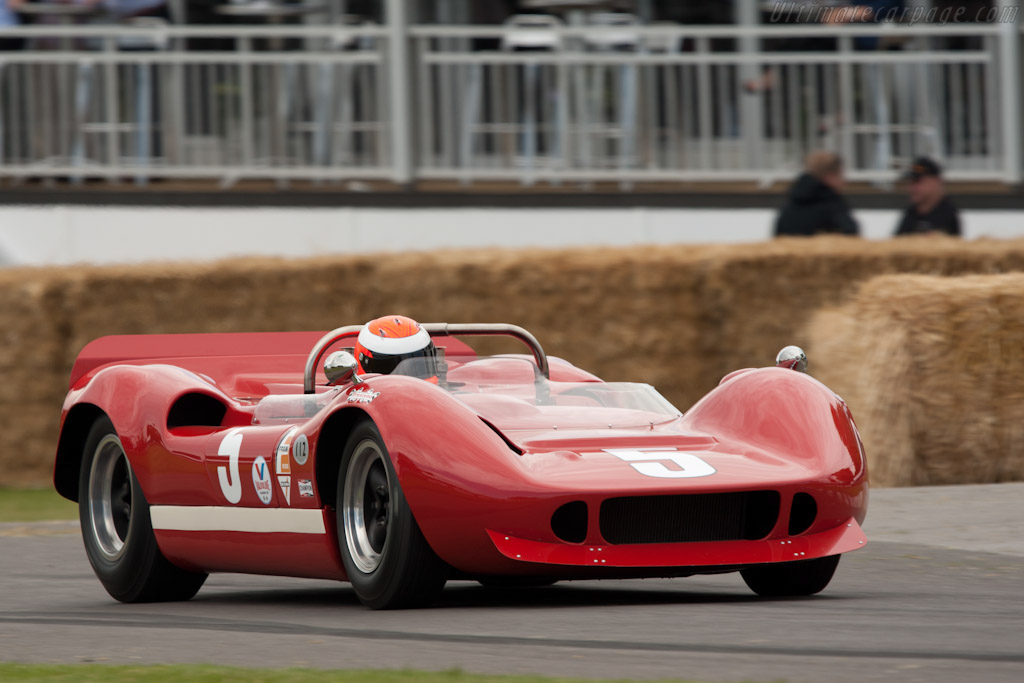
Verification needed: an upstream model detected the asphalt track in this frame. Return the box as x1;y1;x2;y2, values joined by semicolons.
1;483;1022;683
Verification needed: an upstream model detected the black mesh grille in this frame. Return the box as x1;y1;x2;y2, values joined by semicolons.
599;491;780;545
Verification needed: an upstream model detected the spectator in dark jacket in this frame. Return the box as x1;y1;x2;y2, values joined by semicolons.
775;151;860;237
894;157;961;237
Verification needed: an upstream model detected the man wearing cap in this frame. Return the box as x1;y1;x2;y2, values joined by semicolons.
895;157;961;236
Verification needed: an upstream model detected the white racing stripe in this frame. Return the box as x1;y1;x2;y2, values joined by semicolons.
150;506;326;535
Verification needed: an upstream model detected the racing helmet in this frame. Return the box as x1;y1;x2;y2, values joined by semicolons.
354;315;438;379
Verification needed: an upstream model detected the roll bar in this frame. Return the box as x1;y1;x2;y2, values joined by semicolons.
303;322;549;394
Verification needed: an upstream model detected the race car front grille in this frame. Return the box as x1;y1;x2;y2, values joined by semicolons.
599;491;780;545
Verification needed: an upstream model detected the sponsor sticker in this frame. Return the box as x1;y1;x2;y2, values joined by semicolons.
278;475;292;505
292;434;309;466
275;427;296;475
252;456;273;505
298;479;315;498
347;388;381;404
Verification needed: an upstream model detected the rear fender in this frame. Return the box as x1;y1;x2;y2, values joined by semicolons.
55;364;240;502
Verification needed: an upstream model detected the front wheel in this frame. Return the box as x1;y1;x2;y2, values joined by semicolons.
336;421;448;609
740;555;841;597
79;416;207;603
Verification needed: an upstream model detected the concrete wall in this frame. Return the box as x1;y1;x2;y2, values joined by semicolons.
3;205;1024;267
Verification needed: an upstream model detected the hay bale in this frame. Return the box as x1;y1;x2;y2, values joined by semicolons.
699;235;1024;396
0;269;70;487
9;236;1024;488
56;244;712;412
806;273;1024;487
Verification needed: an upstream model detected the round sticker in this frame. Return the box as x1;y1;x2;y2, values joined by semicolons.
293;434;309;466
251;456;273;505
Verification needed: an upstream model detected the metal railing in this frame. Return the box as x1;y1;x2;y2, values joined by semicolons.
0;21;1019;186
413;22;1015;185
0;25;391;184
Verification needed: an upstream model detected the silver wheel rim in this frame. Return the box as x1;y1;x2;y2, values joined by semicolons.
87;433;133;561
342;439;391;574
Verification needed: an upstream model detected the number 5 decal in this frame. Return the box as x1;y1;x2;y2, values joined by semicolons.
604;448;716;479
218;429;243;504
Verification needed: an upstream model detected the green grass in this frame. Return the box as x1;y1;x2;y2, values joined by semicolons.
0;487;78;523
0;664;732;683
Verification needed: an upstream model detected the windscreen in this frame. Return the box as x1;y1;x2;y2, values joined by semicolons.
398;355;682;431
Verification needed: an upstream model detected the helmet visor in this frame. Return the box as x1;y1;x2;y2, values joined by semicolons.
361;344;438;379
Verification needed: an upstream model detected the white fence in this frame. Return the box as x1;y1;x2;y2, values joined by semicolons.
0;21;1019;186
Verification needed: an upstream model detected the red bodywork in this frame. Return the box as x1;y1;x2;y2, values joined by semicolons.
55;332;867;583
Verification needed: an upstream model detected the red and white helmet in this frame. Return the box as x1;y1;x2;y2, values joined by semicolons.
354;315;437;378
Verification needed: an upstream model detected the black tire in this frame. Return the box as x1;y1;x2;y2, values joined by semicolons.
336;421;448;609
79;416;207;603
740;554;841;597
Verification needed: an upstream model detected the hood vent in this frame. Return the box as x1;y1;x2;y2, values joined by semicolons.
479;417;523;455
599;491;780;545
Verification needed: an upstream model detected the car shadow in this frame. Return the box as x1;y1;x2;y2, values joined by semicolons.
187;579;853;610
191;585;362;607
435;580;857;608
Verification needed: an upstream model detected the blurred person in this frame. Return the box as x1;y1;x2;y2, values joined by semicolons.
78;0;168;20
18;0;168;36
0;0;26;164
107;0;168;19
775;151;860;237
894;157;961;236
14;0;168;22
0;0;26;51
828;1;906;172
825;1;905;48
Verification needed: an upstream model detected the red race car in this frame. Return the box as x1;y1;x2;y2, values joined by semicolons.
54;323;867;609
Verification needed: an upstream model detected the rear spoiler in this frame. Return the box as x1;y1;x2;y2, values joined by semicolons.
69;330;481;391
69;332;326;390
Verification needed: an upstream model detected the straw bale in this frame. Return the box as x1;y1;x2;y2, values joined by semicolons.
0;269;70;486
9;235;1024;487
56;245;712;412
807;273;1024;487
698;235;1024;396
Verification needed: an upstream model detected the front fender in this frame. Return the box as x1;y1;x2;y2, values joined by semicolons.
682;367;868;525
325;376;575;573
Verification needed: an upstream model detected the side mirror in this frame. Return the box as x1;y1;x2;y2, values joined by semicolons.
775;345;808;373
324;351;361;385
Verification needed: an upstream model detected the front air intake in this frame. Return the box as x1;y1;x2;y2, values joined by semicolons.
788;492;818;536
599;491;780;545
551;501;588;544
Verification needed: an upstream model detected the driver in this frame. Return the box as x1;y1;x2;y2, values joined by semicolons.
354;315;439;381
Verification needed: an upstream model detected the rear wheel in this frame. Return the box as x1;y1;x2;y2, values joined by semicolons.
740;555;841;597
79;416;207;603
336;421;447;609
